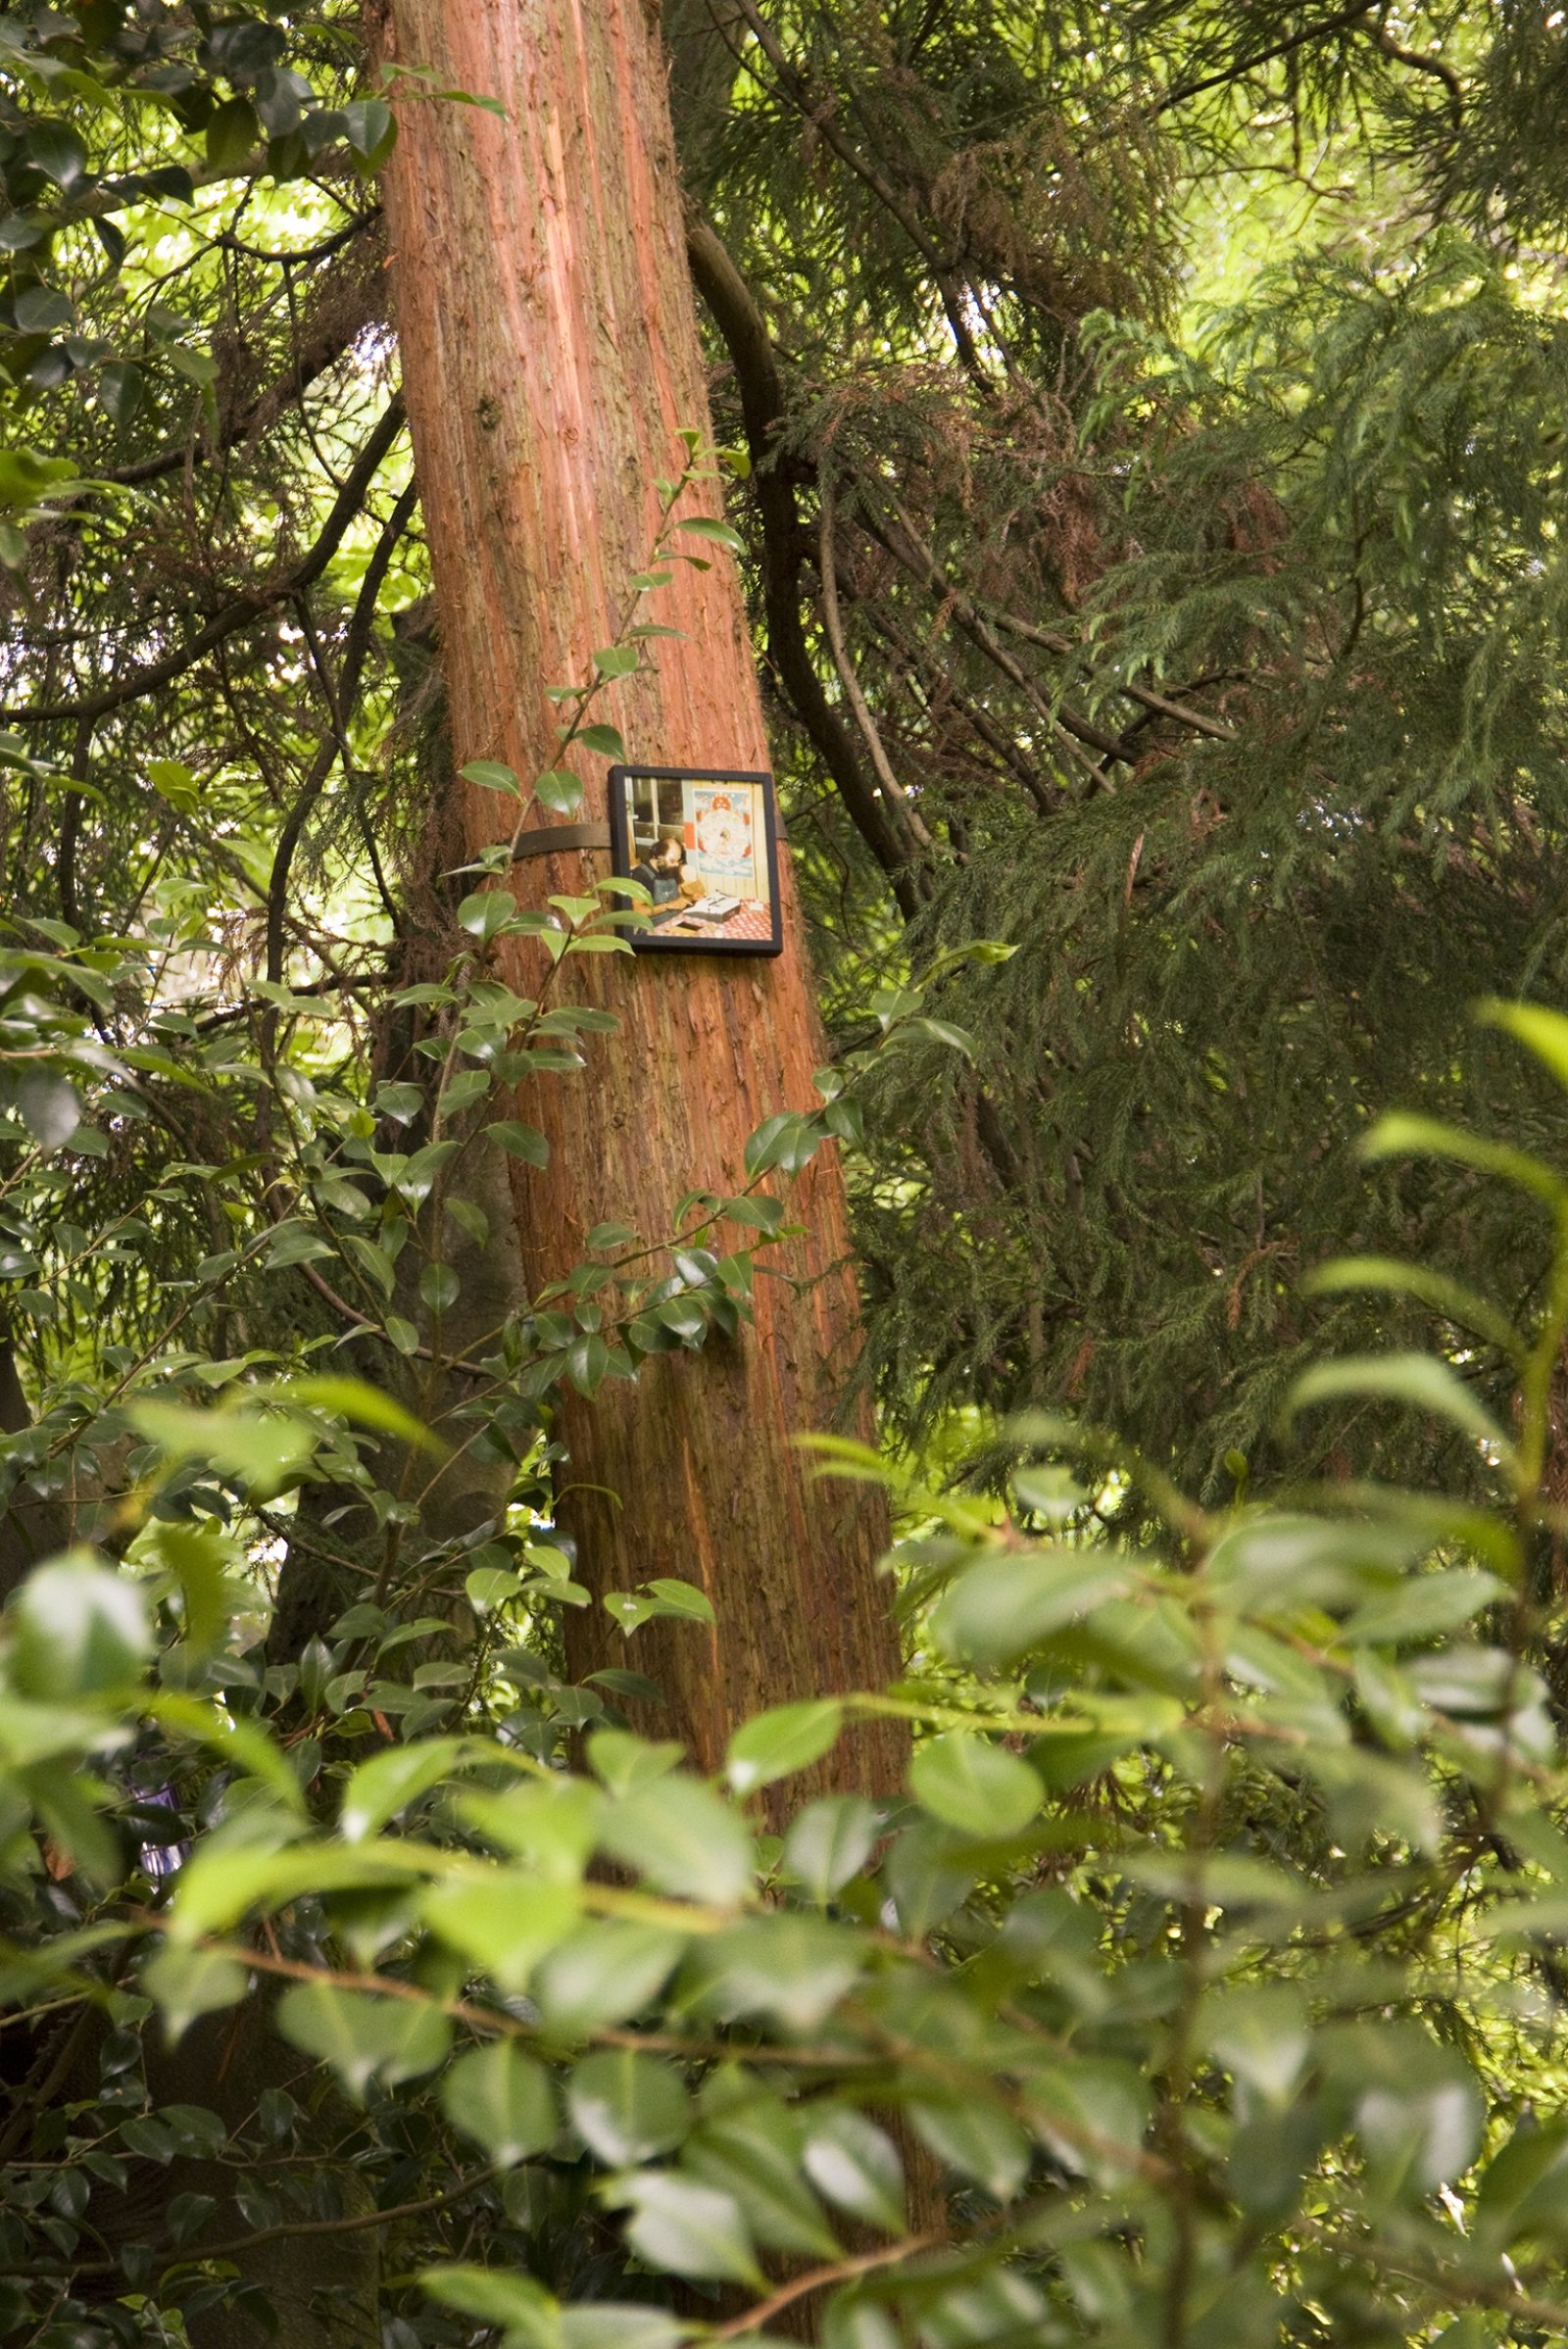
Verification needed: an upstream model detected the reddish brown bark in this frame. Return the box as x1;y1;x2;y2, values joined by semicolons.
376;0;905;1787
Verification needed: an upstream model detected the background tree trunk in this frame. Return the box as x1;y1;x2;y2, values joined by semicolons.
374;0;905;1787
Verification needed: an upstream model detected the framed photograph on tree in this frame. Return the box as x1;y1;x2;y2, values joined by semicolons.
608;764;784;956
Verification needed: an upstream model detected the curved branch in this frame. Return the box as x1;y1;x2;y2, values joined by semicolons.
2;397;407;727
1156;4;1374;112
266;475;419;984
817;469;937;856
106;216;385;489
682;204;928;913
720;0;989;379
22;2164;496;2284
57;714;91;931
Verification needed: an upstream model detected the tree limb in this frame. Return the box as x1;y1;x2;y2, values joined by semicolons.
1157;4;1376;112
105;217;385;489
1;398;407;728
817;468;938;856
19;2165;497;2283
682;203;929;912
268;475;418;982
720;0;990;379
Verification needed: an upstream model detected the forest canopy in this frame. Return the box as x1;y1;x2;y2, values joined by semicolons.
3;5;1568;2348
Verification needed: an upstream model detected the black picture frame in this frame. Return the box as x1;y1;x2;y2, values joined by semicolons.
607;763;784;957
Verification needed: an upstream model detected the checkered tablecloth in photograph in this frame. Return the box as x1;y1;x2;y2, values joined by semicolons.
652;903;775;944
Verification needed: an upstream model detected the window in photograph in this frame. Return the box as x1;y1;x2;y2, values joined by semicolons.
608;764;783;956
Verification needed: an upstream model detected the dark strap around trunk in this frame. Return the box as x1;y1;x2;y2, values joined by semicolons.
511;821;612;860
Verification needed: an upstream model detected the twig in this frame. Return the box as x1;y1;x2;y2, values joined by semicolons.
816;471;936;856
6;2165;497;2282
710;2230;948;2341
267;477;418;985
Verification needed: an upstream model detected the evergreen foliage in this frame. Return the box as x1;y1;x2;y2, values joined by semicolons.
2;3;1568;2343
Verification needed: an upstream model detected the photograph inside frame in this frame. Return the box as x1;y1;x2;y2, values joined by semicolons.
617;768;778;948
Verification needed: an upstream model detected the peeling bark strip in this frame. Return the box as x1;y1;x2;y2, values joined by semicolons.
376;0;904;1786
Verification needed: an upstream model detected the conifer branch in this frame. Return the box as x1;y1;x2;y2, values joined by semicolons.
0;398;407;727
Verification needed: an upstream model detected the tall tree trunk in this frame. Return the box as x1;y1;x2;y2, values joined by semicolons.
373;0;904;1787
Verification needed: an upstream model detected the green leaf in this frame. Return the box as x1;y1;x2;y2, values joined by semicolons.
97;360;143;427
568;2050;693;2165
803;2108;907;2234
441;2040;558;2166
677;515;745;552
142;1946;249;2045
1203;1511;1429;1613
908;2096;1030;2201
533;1920;686;2036
145;1689;304;1817
561;2310;684;2349
460;759;522;798
459;1779;603;1875
14;283;71;335
908;1015;977;1058
535;767;585;814
421;2267;560;2343
1477;2116;1568;2231
523;1542;575;1583
585;1730;684;1798
277;1376;438;1451
466;1565;524;1614
910;1732;1042;1839
1302;1745;1443;1853
587;1221;637;1249
124;1400;318;1499
615;2172;762;2286
1356;2070;1483;2201
685;2106;841;2257
340;1739;464;1842
1288;1353;1510;1454
206;95;259;171
17;1072;81;1148
1478;998;1568;1093
593;645;639;678
1341;1567;1505;1647
643;1577;715;1625
782;1795;878;1903
420;1874;581;1990
459;887;517;941
419;1260;460;1314
275;1983;451;2100
932;1547;1127;1670
1200;1986;1310;2108
146;757;199;809
9;1555;151;1700
341;97;397;167
0;448;75;512
143;1520;233;1656
166;343;219;390
686;1915;862;2033
726;1700;844;1796
1359;1111;1564;1207
264;1220;334;1269
1304;1256;1524;1360
488;1118;550;1166
26;121;88;188
169;1840;430;1942
885;1820;979;1938
575;724;627;759
744;1110;821;1178
598;1777;753;1906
